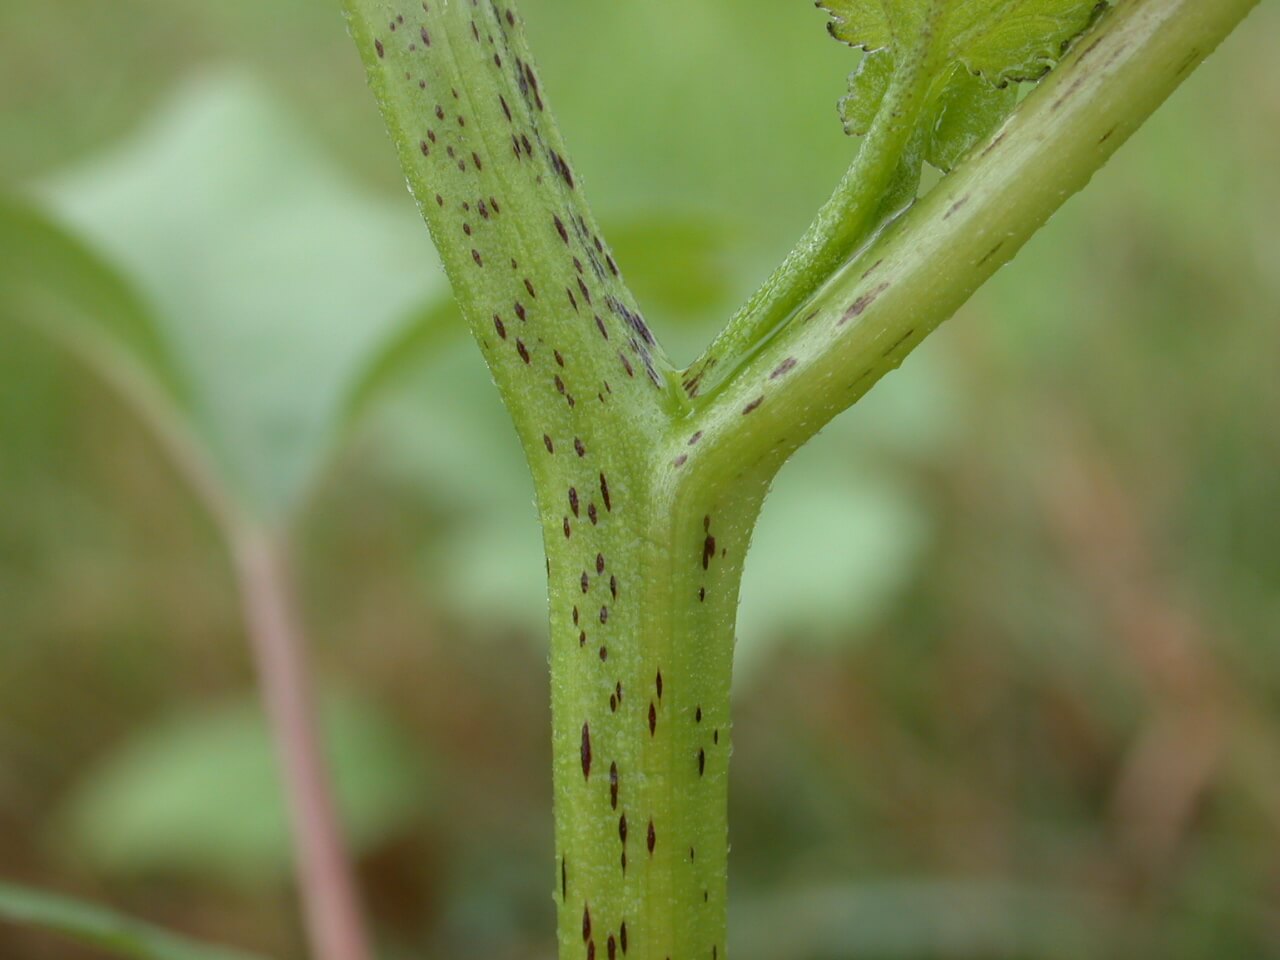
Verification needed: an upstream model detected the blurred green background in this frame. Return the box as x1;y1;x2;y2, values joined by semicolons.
1;1;1278;958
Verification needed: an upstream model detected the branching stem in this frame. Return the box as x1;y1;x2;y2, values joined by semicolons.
342;1;1260;958
682;0;946;400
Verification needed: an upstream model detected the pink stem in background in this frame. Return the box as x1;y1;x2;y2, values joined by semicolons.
232;528;375;960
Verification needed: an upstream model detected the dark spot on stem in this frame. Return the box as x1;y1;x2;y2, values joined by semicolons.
581;724;592;779
978;240;1006;267
840;282;890;325
1051;74;1087;111
881;328;915;357
549;149;575;188
944;194;970;219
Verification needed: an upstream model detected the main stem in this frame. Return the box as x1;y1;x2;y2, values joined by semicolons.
231;528;373;960
540;436;769;960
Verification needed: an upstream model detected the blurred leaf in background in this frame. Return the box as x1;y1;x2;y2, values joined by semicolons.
54;692;429;889
0;882;274;960
15;71;449;524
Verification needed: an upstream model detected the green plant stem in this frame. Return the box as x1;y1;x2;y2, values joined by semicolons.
540;457;766;960
681;1;945;400
685;0;1261;491
231;528;373;960
343;0;1258;957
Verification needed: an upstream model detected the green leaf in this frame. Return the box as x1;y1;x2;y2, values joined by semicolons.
838;48;894;137
16;71;449;524
924;63;1020;170
0;882;271;960
56;692;430;888
820;0;1103;171
821;0;1104;82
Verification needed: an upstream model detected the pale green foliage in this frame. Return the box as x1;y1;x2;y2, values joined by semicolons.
821;0;1103;170
57;693;429;888
14;73;448;524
